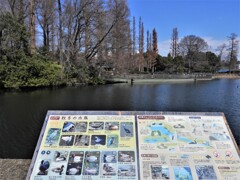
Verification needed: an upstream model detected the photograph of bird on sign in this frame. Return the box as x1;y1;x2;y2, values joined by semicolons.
74;135;90;146
91;135;106;146
44;128;61;146
120;122;133;137
62;122;75;132
83;151;100;176
89;122;104;131
66;151;84;176
50;163;65;176
36;159;50;175
101;151;117;163
59;135;75;146
53;151;68;162
118;151;135;162
105;122;119;131
107;135;118;148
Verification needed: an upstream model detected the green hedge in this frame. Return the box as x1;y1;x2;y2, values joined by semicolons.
0;55;65;89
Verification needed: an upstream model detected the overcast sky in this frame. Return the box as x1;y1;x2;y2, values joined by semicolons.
128;0;240;59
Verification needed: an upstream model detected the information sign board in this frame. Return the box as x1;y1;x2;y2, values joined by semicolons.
27;111;240;180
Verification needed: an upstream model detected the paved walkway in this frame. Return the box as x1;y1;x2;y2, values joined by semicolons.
0;159;31;180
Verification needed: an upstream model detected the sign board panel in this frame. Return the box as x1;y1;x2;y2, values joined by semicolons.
27;111;240;180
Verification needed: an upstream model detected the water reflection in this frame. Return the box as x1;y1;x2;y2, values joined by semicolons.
0;79;239;158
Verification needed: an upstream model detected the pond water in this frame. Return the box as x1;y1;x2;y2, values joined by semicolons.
0;79;239;158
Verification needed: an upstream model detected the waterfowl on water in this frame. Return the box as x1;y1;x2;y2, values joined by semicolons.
94;136;102;143
52;165;64;175
67;167;80;175
84;167;97;175
104;154;115;163
90;122;103;129
103;164;114;172
108;123;119;130
86;155;98;162
55;151;66;162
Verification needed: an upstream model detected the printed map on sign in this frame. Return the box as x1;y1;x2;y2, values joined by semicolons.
137;114;240;180
27;111;240;180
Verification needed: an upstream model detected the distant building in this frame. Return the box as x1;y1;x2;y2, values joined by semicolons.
217;69;229;73
236;61;240;70
217;61;240;73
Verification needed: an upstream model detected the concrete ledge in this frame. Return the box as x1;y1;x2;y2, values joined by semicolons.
133;79;195;83
0;159;31;180
105;78;213;84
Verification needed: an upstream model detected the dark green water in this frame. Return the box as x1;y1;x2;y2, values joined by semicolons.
0;79;239;158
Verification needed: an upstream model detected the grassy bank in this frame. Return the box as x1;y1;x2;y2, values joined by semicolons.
213;74;240;79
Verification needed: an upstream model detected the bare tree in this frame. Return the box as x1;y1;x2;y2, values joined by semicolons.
126;19;132;70
179;35;208;73
147;30;150;52
138;17;141;54
227;33;239;71
140;22;144;54
108;0;131;72
137;17;144;72
132;16;136;69
36;0;56;53
132;16;136;56
171;27;179;58
152;28;158;55
150;28;158;72
149;32;152;51
146;29;153;72
145;29;156;73
216;43;226;61
57;0;63;65
139;21;144;72
29;0;36;54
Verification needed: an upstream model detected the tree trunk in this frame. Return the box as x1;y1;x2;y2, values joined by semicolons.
0;30;2;58
30;0;36;54
57;0;63;65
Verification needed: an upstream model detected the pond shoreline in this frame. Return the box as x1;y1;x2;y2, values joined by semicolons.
213;74;240;79
1;74;239;91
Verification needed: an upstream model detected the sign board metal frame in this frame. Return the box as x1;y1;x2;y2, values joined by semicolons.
27;111;240;180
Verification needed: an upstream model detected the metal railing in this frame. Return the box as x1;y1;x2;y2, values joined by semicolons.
104;73;213;80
